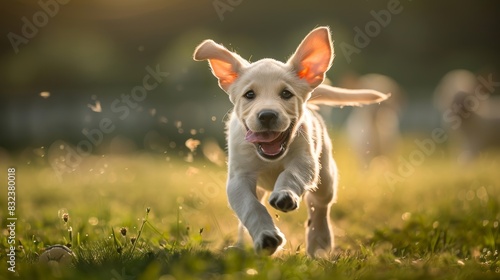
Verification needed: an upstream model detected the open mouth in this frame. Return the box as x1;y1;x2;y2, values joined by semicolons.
244;124;293;160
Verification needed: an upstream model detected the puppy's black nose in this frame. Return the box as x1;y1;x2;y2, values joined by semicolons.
258;110;278;128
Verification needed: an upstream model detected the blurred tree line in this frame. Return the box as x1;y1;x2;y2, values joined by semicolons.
0;0;499;151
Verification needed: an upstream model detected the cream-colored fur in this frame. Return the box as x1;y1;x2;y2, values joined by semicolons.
193;26;389;257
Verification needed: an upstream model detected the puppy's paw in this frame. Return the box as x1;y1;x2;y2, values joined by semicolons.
254;229;285;255
269;190;300;212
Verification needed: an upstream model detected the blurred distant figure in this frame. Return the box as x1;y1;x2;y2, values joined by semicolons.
434;69;500;163
345;74;403;169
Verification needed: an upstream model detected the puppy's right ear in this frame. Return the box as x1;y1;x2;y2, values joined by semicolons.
193;40;248;92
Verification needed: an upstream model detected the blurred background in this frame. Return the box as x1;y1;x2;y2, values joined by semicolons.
1;0;499;166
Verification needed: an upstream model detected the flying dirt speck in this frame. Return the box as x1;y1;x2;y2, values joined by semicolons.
88;100;102;113
185;138;201;152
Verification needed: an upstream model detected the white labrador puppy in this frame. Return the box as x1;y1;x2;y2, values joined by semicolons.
193;26;389;257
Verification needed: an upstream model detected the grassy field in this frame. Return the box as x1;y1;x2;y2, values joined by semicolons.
1;134;499;279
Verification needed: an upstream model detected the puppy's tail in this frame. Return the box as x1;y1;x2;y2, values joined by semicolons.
308;84;390;107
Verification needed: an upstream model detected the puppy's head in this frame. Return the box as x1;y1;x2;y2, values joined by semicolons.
194;27;333;160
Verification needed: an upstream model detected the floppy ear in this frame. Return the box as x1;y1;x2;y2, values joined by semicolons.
288;26;334;88
193;40;248;92
309;84;391;106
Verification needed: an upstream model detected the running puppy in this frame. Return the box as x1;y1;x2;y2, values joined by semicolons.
193;26;389;257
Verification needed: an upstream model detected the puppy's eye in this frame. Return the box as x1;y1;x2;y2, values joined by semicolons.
244;90;256;100
280;90;294;100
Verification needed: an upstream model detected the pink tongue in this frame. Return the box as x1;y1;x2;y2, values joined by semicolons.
245;130;283;156
245;130;281;143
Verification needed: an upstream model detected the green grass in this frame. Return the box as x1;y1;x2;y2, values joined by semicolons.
1;135;499;279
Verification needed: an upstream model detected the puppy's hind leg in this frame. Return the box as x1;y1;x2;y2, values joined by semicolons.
305;153;337;258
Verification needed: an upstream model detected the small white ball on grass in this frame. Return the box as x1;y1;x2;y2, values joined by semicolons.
38;245;75;266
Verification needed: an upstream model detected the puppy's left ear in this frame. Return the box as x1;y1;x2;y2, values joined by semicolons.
288;26;334;88
193;40;249;92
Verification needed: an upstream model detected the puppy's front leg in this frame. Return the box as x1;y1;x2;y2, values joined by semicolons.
227;172;285;254
270;152;318;213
